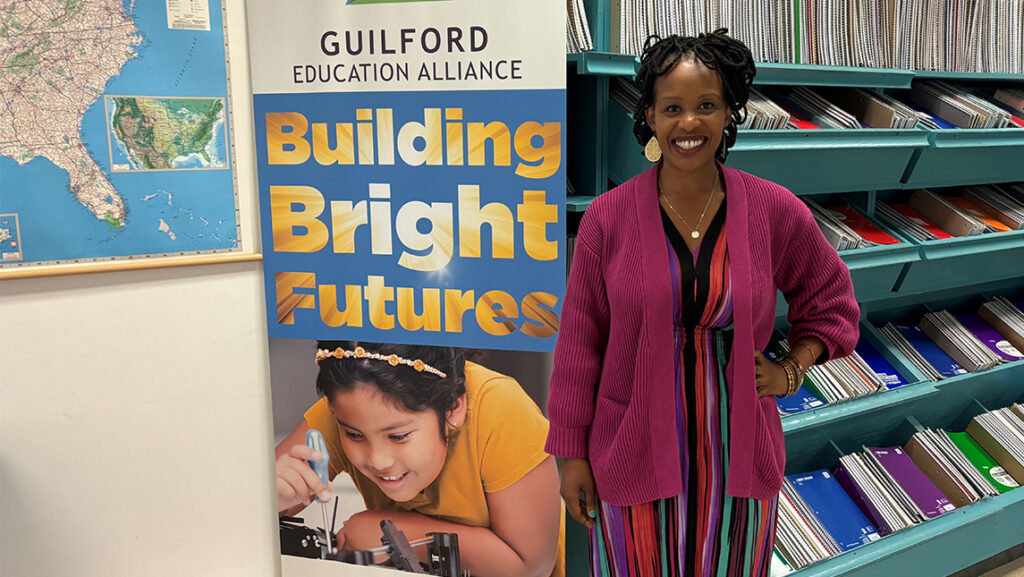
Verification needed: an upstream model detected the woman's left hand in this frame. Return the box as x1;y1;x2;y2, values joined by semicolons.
753;351;790;398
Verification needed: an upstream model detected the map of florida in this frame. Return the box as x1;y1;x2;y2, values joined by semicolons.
111;97;225;170
0;0;141;229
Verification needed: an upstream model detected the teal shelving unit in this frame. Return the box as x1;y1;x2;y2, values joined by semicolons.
562;2;1024;575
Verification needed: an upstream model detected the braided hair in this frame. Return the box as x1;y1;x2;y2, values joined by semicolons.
632;29;756;162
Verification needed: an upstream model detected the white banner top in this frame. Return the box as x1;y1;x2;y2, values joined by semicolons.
248;0;565;94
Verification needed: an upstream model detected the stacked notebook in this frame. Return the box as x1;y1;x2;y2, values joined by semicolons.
963;185;1024;230
947;431;1022;494
805;200;901;251
978;297;1024;355
738;89;791;130
909;81;1015;129
877;188;1022;240
967;406;1024;486
566;0;593;54
610;77;641;114
905;429;1001;506
875;201;953;241
832;446;957;536
776;468;882;569
918;310;1004;372
777;483;834;569
608;1;1023;74
775;338;894;407
879;322;967;381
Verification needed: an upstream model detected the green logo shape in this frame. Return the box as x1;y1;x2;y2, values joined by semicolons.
348;0;449;4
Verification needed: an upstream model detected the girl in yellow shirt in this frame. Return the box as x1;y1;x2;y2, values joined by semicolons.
275;341;565;577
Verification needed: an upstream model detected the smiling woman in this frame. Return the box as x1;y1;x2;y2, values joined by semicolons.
546;30;860;577
274;340;565;577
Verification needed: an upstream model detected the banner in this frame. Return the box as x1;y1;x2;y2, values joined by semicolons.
249;1;566;575
251;0;566;352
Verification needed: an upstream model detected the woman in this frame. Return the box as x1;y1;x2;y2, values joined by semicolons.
545;30;859;577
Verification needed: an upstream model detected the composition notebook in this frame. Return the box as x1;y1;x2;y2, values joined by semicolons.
786;469;881;551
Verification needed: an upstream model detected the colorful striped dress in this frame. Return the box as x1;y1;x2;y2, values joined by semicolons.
589;195;779;577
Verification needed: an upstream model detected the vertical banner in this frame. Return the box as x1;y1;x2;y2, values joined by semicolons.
250;0;565;352
249;1;566;575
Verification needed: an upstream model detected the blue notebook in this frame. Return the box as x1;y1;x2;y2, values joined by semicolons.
787;469;881;551
764;347;827;415
855;339;908;389
892;323;968;378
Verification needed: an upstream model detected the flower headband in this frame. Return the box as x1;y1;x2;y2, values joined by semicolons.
315;346;448;379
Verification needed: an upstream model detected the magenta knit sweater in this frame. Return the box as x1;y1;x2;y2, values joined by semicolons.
545;163;860;504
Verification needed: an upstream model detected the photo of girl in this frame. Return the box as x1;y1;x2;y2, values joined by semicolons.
274;340;565;577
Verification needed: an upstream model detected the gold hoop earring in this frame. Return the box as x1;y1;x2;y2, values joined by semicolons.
644;136;662;162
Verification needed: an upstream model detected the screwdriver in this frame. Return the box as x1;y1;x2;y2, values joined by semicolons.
305;428;334;558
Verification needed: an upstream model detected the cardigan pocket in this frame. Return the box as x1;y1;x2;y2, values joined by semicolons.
751;395;786;492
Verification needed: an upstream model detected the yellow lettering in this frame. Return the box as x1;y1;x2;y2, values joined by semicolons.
397;287;441;331
266;112;311;165
475;290;519;336
444;289;475;333
520;292;560;338
271;186;329;253
275;272;317;325
517;189;558;261
364;275;395;330
319;283;363;328
458;184;514;259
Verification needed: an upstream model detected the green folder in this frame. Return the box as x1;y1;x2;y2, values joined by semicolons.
947;431;1020;493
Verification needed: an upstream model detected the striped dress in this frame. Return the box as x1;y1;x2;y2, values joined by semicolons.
590;195;779;577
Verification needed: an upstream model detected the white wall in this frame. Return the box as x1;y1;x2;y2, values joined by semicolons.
0;2;282;575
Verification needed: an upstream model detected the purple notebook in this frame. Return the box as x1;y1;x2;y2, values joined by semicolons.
867;446;957;519
832;458;896;536
956;313;1024;362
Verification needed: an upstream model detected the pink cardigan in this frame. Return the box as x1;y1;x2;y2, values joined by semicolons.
545;163;860;504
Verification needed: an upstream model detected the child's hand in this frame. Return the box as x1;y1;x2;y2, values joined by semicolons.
336;510;391;551
276;444;331;512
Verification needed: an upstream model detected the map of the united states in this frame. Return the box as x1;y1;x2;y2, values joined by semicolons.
0;0;238;267
1;0;141;229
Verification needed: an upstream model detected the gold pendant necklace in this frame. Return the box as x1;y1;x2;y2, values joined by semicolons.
659;171;719;239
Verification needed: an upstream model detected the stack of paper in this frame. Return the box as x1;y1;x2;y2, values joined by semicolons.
918;310;1003;372
947;431;1022;493
964;185;1024;230
806;200;901;251
739;88;791;130
909;81;1013;129
566;0;594;53
777;338;888;404
832;446;957;536
978;298;1024;356
879;322;968;381
905;428;1001;507
876;201;954;242
967;407;1024;486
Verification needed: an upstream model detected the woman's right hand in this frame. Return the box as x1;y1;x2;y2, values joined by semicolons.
560;457;598;529
276;444;331;513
